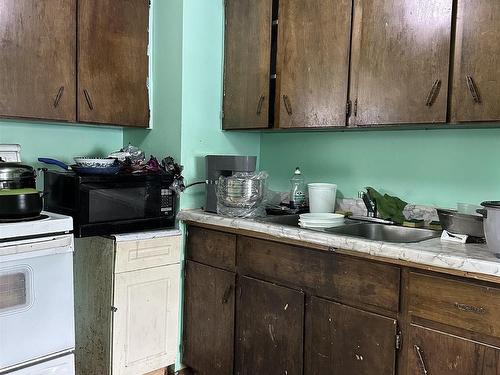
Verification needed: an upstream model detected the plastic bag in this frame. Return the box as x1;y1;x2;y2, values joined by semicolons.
216;171;268;218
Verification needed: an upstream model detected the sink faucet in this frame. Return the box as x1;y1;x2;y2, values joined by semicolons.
352;190;394;225
358;190;377;218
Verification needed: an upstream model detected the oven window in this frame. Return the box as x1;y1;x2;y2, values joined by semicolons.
88;187;147;223
0;268;31;313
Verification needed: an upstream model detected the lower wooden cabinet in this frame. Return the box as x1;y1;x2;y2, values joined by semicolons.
183;225;500;375
183;261;235;375
305;297;398;375
235;276;304;375
74;233;181;375
407;325;500;375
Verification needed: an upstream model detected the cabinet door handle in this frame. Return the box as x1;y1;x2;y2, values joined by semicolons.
283;95;293;115
222;285;233;304
454;302;486;314
256;95;265;115
425;79;441;106
83;89;94;111
466;75;481;104
53;86;64;108
414;345;429;375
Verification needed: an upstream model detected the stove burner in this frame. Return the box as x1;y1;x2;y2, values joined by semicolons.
0;214;50;224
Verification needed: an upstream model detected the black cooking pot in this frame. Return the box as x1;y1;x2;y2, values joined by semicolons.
0;190;43;219
0;161;43;219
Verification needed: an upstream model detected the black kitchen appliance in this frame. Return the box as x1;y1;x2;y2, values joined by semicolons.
44;170;175;237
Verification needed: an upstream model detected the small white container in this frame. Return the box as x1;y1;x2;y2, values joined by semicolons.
308;183;337;213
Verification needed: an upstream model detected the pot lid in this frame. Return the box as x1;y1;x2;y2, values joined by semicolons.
481;201;500;208
0;162;36;181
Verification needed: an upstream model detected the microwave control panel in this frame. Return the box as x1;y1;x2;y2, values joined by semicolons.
161;188;174;215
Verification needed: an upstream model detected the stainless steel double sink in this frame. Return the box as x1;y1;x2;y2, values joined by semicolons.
259;215;440;243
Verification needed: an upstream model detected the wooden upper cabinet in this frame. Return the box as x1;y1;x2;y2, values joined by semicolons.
0;0;76;122
223;0;272;130
349;0;453;126
276;0;352;128
78;0;150;127
451;0;500;123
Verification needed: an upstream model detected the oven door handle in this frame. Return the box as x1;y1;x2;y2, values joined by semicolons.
0;235;73;262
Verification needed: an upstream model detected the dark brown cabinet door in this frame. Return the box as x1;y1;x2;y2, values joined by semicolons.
235;276;304;375
183;261;235;375
349;0;453;126
408;325;500;375
277;0;352;128
0;0;76;122
78;0;150;127
451;0;500;123
223;0;272;129
305;297;397;375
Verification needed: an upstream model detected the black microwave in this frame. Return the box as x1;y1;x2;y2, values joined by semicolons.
43;170;175;237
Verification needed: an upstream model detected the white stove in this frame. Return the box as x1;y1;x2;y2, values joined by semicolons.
0;144;75;375
0;211;73;241
0;213;75;374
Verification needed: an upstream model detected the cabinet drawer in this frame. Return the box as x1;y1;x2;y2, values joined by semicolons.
408;272;500;338
187;226;236;271
114;236;181;274
237;236;400;313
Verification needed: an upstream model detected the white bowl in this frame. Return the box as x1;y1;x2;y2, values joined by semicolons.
300;213;344;220
299;222;345;229
300;219;344;226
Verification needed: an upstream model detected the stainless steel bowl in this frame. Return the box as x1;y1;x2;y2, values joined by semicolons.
218;175;265;208
437;208;485;238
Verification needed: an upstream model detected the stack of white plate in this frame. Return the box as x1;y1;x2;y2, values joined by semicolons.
299;213;345;229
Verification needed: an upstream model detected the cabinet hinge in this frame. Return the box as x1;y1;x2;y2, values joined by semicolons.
395;331;402;350
353;98;358;117
221;109;225;119
346;100;352;117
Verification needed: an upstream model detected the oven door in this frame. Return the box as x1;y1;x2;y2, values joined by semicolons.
79;180;162;224
0;235;75;371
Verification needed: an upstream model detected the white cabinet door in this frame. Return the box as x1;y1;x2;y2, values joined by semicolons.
112;264;180;375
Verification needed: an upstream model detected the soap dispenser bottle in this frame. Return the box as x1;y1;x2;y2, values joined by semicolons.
289;167;306;209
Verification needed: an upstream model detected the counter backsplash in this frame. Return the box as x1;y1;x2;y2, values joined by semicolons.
336;197;439;225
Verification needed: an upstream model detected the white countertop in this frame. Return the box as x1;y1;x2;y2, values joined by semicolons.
112;229;182;242
177;209;500;280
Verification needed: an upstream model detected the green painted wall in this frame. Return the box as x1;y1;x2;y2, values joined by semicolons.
123;0;183;162
260;128;500;208
179;0;260;209
0;120;123;166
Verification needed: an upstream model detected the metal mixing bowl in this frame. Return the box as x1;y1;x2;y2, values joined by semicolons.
436;208;485;238
218;175;265;208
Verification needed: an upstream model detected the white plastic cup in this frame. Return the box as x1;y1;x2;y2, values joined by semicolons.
308;183;337;213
